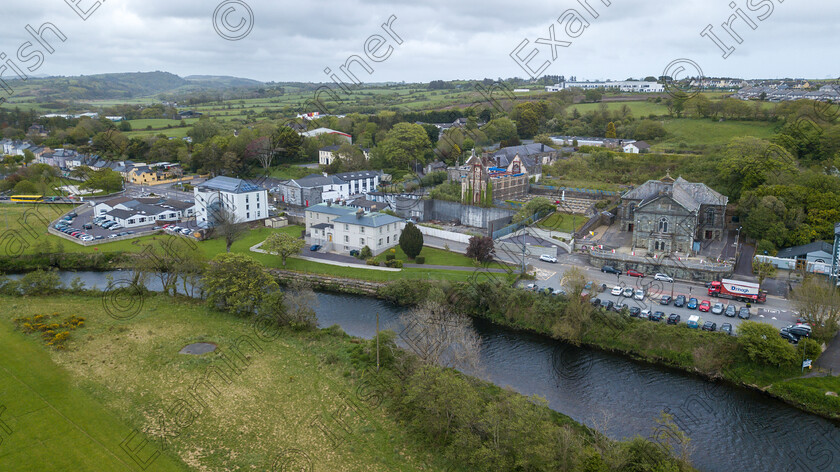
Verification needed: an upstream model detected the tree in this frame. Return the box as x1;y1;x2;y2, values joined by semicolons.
585;89;603;102
262;232;305;267
277;279;318;330
80;169;124;193
792;276;840;340
203;253;279;316
483;117;518;143
633;120;667;141
208;204;247;252
718;137;796;198
605;122;617;139
399;222;424;259
752;260;777;286
399;300;481;369
13;180;37;194
513;197;555;223
516;109;540;138
371;123;432;169
736;321;798;366
466;236;494;263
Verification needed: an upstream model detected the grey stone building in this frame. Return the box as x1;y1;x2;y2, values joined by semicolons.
618;175;728;255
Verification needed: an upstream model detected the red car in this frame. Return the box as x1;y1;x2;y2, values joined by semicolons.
698;300;712;312
627;269;645;277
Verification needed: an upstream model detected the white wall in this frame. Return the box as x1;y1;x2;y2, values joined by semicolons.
408;223;472;244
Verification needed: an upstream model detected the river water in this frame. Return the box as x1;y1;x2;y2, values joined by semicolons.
11;271;840;472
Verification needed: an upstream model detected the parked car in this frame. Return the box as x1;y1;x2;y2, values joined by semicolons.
601;265;622;275
309;244;322;251
107;234;117;239
698;300;711;312
660;295;672;305
584;281;593;290
613;301;627;312
80;235;94;242
350;249;360;257
639;309;651;320
627;269;645;277
721;323;733;335
629;307;641;317
779;329;800;344
667;314;681;325
599;299;614;311
541;287;555;296
711;302;724;315
611;285;623;296
590;297;602;306
738;307;751;320
83;223;93;230
94;235;104;240
180;229;192;235
674;295;686;307
526;283;539;291
786;324;812;338
110;225;124;231
622;287;634;298
724;304;737;317
598;283;607;292
634;289;645;301
539;254;558;263
654;273;674;282
702;321;717;332
687;298;698;309
650;311;664;322
687;315;701;328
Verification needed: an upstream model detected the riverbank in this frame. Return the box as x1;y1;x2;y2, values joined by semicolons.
0;291;694;472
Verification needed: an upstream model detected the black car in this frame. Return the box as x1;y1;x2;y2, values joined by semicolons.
724;305;737;317
599;299;614;311
779;328;800;344
649;311;665;322
674;295;686;307
721;323;733;335
591;297;602;307
702;321;717;332
786;325;812;338
601;265;622;275
660;295;672;305
629;307;641;317
667;313;681;325
738;307;751;320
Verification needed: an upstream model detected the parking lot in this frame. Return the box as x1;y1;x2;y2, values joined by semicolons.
52;205;197;243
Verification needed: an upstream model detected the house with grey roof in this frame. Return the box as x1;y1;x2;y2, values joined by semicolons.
278;173;349;207
618;174;728;256
305;202;404;255
487;143;557;180
775;241;833;270
93;196;196;228
194;176;268;228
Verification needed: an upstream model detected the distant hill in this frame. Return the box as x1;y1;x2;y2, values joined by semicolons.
3;71;263;102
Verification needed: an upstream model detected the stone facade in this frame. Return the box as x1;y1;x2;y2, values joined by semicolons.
461;151;529;204
618;175;727;256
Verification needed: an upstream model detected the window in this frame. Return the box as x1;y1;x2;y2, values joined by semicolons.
379;238;383;245
387;236;390;243
360;238;365;245
247;212;250;219
256;193;260;201
246;205;250;210
246;196;249;203
257;203;260;209
257;211;261;217
344;235;349;242
658;217;668;233
706;208;715;225
344;224;349;230
360;227;365;234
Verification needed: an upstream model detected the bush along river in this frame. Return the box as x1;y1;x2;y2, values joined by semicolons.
10;270;840;472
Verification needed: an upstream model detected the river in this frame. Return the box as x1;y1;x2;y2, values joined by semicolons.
11;270;840;472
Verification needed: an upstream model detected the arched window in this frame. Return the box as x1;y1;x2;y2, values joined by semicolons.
628;203;637;218
658;217;668;233
706;208;715;225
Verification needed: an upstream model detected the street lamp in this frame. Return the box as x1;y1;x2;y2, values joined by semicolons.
735;226;742;259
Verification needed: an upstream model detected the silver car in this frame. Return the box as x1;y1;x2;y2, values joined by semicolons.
711;302;724;315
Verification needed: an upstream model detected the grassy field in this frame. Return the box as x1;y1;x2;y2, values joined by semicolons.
538;212;589;233
568;100;670;117
0;294;456;471
0;314;188;471
126;118;198;129
0;204;480;282
373;245;505;269
656;118;778;151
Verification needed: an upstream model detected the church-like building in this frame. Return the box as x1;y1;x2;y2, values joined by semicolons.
460;150;529;205
618;174;728;255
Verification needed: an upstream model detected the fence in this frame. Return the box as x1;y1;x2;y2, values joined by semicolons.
754;254;831;275
588;248;733;272
491;210;547;240
530;184;620;197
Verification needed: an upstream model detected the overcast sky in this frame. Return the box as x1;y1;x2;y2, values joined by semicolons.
2;0;838;84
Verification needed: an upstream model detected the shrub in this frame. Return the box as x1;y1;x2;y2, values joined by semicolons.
399;222;424;259
366;258;380;266
415;256;425;264
360;245;373;259
385;254;396;261
385;259;403;268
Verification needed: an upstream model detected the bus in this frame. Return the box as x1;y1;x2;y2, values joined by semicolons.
10;195;44;203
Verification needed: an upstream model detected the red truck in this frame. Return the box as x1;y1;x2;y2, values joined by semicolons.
708;279;767;303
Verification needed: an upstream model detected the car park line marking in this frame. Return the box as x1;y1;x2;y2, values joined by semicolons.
771;317;777;320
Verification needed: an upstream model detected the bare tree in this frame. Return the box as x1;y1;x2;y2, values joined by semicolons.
398;300;482;373
209;204;247;253
246;136;274;171
792;275;840;339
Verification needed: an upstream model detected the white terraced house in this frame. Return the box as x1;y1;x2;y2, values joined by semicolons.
305;203;404;256
194;176;268;228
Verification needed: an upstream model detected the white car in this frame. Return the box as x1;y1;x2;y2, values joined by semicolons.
634;289;645;301
80;235;94;242
180;228;193;235
640;309;651;319
654;273;674;282
539;254;557;263
610;286;623;296
622;287;634;298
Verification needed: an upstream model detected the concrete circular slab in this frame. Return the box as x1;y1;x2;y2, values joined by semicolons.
179;342;217;355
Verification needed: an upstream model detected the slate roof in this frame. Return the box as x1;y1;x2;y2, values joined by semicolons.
199;176;265;193
311;222;334;230
335;171;380;181
306;203;357;217
624;176;727;212
776;241;833;259
291;174;346;188
333;212;403;228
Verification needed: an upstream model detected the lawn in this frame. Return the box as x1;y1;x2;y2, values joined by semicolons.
538;212;589;233
0;204;479;282
373;245;505;269
656;118;777;151
125;118;198;129
568;100;670;117
0;294;456;471
0;315;188;471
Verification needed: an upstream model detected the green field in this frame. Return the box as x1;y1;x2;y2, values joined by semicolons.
0;315;188;471
568;100;670;117
538;212;589;233
126;118;198;129
656;118;778;151
0;294;455;471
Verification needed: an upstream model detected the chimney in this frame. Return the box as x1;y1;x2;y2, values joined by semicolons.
327;201;332;207
356;208;364;219
323;172;328;177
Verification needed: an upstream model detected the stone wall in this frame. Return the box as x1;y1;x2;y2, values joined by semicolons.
268;269;385;296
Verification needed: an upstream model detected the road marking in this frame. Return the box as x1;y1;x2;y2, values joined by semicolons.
759;315;765;318
771;317;777;320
